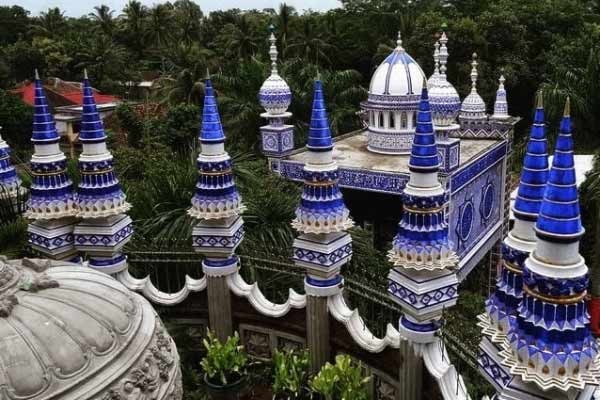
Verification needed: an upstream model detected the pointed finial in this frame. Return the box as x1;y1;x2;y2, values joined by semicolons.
268;25;279;74
316;70;321;82
536;90;544;108
205;68;210;80
269;23;275;33
438;32;449;76
84;68;88;79
498;74;505;87
470;53;479;92
396;31;404;50
564;96;570;116
34;69;40;80
433;41;440;74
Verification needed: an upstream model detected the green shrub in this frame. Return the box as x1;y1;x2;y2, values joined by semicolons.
200;330;248;385
310;354;370;400
272;349;309;399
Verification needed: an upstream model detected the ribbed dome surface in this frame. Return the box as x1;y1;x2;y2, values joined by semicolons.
369;44;426;97
0;257;182;400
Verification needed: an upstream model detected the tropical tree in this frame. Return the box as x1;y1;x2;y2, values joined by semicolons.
286;16;335;66
173;0;203;44
144;3;174;53
276;3;296;57
90;5;116;37
120;0;147;56
30;7;66;38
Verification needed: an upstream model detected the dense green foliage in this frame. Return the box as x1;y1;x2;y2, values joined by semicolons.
272;349;310;399
309;354;370;400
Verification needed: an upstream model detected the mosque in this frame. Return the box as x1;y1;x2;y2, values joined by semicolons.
0;26;598;400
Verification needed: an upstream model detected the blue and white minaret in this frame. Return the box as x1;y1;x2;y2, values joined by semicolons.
73;70;133;274
459;53;487;124
259;25;294;159
189;73;244;276
477;92;549;396
492;74;510;120
428;31;461;172
499;99;599;399
26;70;78;260
387;83;459;344
292;79;353;296
188;72;245;341
0;126;21;199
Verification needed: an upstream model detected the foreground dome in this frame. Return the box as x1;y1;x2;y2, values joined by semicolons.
0;257;182;400
362;32;427;155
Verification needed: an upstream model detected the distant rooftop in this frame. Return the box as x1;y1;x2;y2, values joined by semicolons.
11;77;120;108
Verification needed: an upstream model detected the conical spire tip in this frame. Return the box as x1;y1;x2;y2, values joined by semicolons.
83;68;88;79
205;68;210;80
396;31;403;49
564;97;570;116
536;90;543;108
34;69;40;80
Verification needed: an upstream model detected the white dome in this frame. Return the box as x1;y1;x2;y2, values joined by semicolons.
428;76;461;126
460;90;487;120
369;45;426;97
259;73;292;115
0;257;182;400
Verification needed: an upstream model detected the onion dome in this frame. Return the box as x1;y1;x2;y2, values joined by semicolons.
369;32;426;102
492;74;509;120
482;92;548;341
292;79;353;234
77;71;130;218
0;257;182;399
258;25;292;115
26;70;77;220
460;53;486;120
189;76;243;220
501;99;599;391
388;86;458;270
428;32;461;126
0;127;21;198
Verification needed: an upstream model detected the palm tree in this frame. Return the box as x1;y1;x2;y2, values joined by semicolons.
30;7;66;38
579;154;600;301
173;0;203;44
144;3;174;52
75;35;129;89
218;15;260;60
276;3;296;57
90;5;115;37
286;17;335;66
120;0;147;55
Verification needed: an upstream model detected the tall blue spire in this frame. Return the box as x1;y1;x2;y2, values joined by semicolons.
0;127;21;197
409;86;439;173
513;93;549;221
200;78;225;145
500;98;599;392
535;99;583;242
306;80;333;153
189;74;243;220
26;70;77;220
79;70;107;143
76;70;130;218
31;70;60;145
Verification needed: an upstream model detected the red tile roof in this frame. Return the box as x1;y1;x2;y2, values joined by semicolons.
11;78;120;107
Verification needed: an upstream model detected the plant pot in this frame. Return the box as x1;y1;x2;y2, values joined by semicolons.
205;375;245;400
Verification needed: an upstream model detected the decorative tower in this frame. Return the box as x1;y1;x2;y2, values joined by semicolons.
26;70;78;260
292;79;353;372
189;74;244;342
0;126;21;199
387;83;459;344
426;41;441;88
73;70;133;274
492;74;510;120
428;31;461;172
499;99;599;399
259;25;294;160
459;53;487;124
478;92;549;395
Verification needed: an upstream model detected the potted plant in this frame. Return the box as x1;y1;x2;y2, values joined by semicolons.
272;349;310;399
310;355;370;400
201;330;248;400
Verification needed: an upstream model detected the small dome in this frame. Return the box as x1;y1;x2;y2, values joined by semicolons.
259;31;292;115
0;257;182;400
429;81;461;126
460;53;486;121
369;36;426;97
259;73;292;115
460;91;486;119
